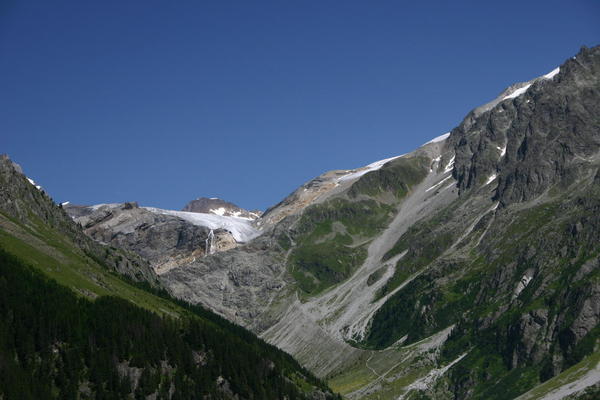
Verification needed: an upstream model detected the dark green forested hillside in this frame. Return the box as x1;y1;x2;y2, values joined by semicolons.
0;154;338;399
0;248;336;399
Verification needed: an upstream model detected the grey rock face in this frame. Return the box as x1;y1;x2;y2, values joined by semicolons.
159;229;289;330
451;46;600;206
65;202;240;274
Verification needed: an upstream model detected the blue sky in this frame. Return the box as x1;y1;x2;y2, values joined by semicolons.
1;1;598;211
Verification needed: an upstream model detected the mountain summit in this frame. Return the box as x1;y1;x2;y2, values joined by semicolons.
182;197;262;220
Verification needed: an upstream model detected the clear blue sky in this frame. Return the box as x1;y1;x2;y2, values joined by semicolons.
1;1;598;211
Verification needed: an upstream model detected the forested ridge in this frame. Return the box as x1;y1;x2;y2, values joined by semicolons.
0;248;336;399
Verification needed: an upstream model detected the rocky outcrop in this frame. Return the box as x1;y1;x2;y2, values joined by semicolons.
65;202;241;274
451;46;600;206
159;229;289;330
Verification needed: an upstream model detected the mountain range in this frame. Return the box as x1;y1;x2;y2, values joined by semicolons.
1;45;599;399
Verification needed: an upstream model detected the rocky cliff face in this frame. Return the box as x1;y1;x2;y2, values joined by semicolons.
64;203;240;274
451;46;600;206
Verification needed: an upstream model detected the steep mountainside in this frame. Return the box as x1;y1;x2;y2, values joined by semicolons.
0;155;157;285
158;46;600;399
0;155;338;399
52;46;599;399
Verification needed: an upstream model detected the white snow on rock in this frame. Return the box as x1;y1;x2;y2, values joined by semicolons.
497;145;507;158
424;132;450;145
503;84;532;100
500;67;559;102
543;67;560;80
209;207;227;216
26;177;42;190
337;154;405;182
484;174;497;186
443;155;455;174
208;207;257;220
335;132;451;184
144;207;260;243
425;175;452;192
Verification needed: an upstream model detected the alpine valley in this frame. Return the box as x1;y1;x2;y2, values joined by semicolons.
2;45;599;399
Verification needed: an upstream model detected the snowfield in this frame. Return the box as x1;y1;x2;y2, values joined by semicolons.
144;207;260;242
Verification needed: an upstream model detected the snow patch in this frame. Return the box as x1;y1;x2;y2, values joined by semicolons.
497;145;507;158
143;207;260;242
210;207;227;216
425;175;452;192
443;155;455;174
205;207;257;220
484;174;497;186
543;67;560;80
503;84;532;100
26;177;42;190
337;154;405;182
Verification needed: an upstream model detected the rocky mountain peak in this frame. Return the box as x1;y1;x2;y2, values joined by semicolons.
182;197;262;220
450;45;600;206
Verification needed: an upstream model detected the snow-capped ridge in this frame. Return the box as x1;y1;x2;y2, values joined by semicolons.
503;84;532;100
337;154;405;183
335;131;452;184
502;66;560;101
